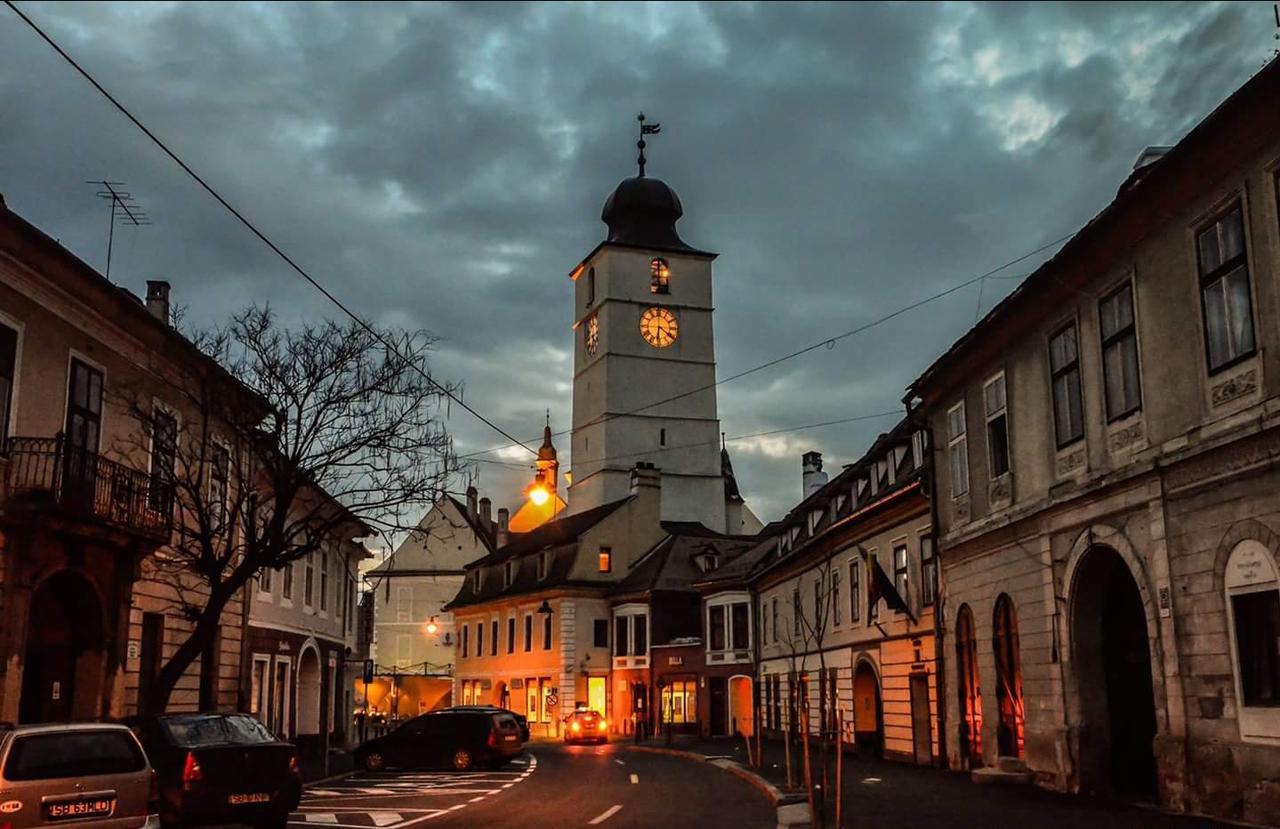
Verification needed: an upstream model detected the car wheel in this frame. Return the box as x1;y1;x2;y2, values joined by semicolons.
364;752;385;772
452;749;473;771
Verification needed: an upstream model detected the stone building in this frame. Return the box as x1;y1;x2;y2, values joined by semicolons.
753;422;939;765
907;59;1280;823
0;196;250;720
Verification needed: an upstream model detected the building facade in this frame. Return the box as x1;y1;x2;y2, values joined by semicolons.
754;425;939;765
908;59;1280;824
0;196;249;721
446;464;666;736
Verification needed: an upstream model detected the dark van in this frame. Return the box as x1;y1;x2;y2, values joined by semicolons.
354;709;523;772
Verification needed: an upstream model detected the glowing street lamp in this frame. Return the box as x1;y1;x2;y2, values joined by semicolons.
527;471;551;506
424;616;439;636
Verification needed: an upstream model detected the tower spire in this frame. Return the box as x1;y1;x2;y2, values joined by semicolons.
636;113;661;177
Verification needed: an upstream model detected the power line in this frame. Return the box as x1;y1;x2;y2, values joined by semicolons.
5;1;536;458
461;231;1074;460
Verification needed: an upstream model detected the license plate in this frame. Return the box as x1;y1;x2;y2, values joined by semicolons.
504;735;518;741
45;798;114;820
228;792;271;805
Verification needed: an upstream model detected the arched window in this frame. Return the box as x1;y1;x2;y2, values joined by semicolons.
650;258;670;294
992;594;1024;757
1225;540;1280;741
955;604;982;764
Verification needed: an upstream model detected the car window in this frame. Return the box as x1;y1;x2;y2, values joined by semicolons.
494;715;518;732
4;731;145;781
161;715;275;747
398;717;431;738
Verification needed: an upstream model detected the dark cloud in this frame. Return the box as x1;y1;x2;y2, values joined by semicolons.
1;1;1271;526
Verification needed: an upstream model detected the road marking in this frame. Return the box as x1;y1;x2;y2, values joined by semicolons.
614;759;625;765
370;814;404;827
303;815;338;824
589;805;623;824
862;777;882;784
629;773;639;784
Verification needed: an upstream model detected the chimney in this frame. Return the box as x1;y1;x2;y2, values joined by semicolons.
629;461;662;495
496;508;510;548
478;496;492;529
802;451;828;498
465;486;478;522
145;280;171;325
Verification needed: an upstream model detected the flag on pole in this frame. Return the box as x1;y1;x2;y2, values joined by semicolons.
866;552;915;623
641;123;662;134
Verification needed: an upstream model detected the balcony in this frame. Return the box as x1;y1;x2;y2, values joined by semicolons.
3;436;172;542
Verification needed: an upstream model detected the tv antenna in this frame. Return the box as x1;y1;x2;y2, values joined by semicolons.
88;180;150;279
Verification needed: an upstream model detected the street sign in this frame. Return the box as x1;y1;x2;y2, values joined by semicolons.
363;659;374;684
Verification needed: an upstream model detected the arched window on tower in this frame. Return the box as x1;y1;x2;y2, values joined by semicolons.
650;258;670;294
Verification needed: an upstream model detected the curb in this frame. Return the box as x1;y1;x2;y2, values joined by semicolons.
623;745;794;807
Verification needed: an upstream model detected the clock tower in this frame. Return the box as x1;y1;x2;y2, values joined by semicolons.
566;135;734;532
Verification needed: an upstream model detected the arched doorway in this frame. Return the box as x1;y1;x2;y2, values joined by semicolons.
728;676;753;737
992;594;1024;757
1071;546;1157;798
296;647;322;738
955;605;983;766
852;659;881;757
19;570;105;723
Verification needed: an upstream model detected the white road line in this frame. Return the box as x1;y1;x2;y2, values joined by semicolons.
629;773;639;784
369;814;404;827
589;805;623;825
303;815;338;825
614;759;625;765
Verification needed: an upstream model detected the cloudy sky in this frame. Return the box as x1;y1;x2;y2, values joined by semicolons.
2;1;1274;525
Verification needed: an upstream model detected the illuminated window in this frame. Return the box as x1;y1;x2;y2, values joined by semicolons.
894;544;909;608
661;679;696;724
598;547;612;573
650;258;670;294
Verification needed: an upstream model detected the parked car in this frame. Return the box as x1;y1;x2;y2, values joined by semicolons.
0;722;160;828
124;713;300;829
354;709;523;772
563;709;607;745
448;706;530;742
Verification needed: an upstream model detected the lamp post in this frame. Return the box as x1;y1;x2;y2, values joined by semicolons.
537;599;554;735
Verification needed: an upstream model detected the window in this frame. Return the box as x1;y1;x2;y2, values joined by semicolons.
793;589;801;636
868;554;880;621
320;552;329;612
491;620;499;656
476;622;484;656
598;547;612;573
593;619;609;648
0;323;16;444
921;535;937;607
771;597;779;642
660;427;666;447
1197;205;1255;372
4;731;144;781
947;402;969;497
761;603;768;646
1225;541;1280;724
1099;283;1142;420
65;358;103;455
894;544;909;607
523;614;533;652
282;560;294;600
615;616;629;657
258;564;272;594
650;258;670;294
984;373;1009;478
461;624;469;658
710;605;726;650
538;551;550;580
849;558;860;623
395;586;411;622
1049;323;1084;448
586;266;596;306
149;408;177;514
304;552;315;608
505;561;515;587
730;603;749;650
634;613;647;654
209;443;229;532
542;612;552;650
507;617;516;653
661;680;696;725
833;569;842;626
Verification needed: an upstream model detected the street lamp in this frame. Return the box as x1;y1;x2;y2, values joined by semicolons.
536;599;553;615
528;471;551;506
424;615;439;636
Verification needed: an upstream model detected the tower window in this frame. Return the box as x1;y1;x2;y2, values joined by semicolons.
650;258;670;294
598;547;612;573
587;266;596;307
660;427;666;447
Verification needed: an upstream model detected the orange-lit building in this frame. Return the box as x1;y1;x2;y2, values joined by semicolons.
508;418;567;533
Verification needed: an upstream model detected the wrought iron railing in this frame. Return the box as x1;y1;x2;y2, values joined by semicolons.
4;435;172;540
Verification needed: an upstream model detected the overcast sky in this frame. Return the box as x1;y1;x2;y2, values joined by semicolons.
2;1;1274;527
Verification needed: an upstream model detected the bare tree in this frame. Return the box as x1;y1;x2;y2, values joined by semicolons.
117;306;459;713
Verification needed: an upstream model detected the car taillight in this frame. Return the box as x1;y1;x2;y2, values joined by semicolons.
598;720;607;731
487;730;498;748
288;753;300;775
181;751;203;785
571;721;581;732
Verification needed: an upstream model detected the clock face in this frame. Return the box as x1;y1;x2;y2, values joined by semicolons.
639;306;678;348
585;315;599;354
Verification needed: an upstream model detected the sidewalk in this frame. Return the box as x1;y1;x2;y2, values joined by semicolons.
634;735;1232;829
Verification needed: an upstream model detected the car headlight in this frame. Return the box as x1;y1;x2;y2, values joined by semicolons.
571;721;581;732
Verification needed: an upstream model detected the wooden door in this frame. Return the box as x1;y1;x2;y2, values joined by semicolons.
909;673;931;765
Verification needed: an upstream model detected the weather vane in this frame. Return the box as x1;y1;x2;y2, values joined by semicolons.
637;113;661;177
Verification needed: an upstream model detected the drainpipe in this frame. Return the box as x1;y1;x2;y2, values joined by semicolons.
906;395;947;767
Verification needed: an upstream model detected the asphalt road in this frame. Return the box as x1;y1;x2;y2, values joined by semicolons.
278;742;775;829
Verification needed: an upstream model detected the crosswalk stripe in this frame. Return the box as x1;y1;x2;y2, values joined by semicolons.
369;813;403;827
304;815;338;825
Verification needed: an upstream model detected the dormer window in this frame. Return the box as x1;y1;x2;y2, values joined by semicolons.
857;476;869;504
505;560;516;588
538;551;550;580
699;553;719;573
834;493;847;516
650;258;670;294
789;526;802;545
807;509;823;535
472;570;483;592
